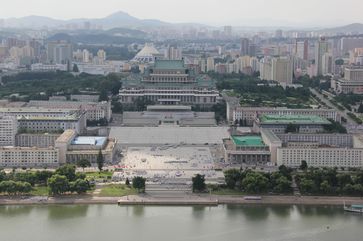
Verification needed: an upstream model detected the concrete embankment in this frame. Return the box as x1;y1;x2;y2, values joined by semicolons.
1;195;363;206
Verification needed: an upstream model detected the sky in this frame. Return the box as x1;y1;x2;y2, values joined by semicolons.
0;0;362;27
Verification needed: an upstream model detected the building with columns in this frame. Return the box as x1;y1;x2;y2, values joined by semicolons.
119;60;219;107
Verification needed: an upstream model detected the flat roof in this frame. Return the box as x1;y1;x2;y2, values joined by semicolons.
231;135;266;147
259;115;330;125
56;129;76;143
71;136;107;146
153;60;185;70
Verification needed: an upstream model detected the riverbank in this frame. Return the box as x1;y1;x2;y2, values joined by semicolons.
1;194;363;206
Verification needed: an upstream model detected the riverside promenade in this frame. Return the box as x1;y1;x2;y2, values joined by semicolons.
1;194;363;206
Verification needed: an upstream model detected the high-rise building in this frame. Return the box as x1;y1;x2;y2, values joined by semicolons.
82;49;90;63
295;40;308;60
223;26;232;37
271;57;293;86
206;57;215;72
97;49;106;61
0;115;17;147
240;38;250;56
315;37;329;76
341;37;363;54
321;53;333;75
275;29;283;38
165;46;182;60
47;40;73;65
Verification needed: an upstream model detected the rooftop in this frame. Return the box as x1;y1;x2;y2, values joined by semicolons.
153;60;185;70
56;129;76;143
259;115;330;125
231;135;266;147
71;136;107;146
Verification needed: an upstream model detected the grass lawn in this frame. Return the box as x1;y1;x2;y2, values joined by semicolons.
98;184;137;197
30;186;49;196
85;171;113;181
211;189;245;196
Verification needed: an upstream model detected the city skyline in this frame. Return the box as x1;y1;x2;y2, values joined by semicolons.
0;0;362;27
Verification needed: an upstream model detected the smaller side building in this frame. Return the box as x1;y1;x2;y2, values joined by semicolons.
253;114;331;134
223;135;271;165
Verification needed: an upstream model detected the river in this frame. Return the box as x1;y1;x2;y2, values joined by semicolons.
0;204;362;241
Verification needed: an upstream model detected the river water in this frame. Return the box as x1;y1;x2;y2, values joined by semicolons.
0;204;362;241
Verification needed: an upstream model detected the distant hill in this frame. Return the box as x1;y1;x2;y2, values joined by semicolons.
320;23;363;34
47;29;147;45
2;11;177;30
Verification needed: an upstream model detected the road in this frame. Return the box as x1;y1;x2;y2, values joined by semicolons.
310;88;356;125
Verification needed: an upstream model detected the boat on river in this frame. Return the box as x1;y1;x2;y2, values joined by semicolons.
344;203;363;213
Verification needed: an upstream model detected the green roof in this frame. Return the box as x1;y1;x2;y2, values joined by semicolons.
259;115;330;125
232;136;266;147
154;60;185;70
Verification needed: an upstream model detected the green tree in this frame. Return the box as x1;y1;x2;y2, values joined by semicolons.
112;101;123;113
13;172;37;186
358;103;363;113
273;176;292;193
337;173;352;187
34;170;53;185
72;64;79;72
224;169;242;189
299;178;316;194
241;172;269;193
320;180;332;194
0;171;6;182
300;160;308;171
278;165;292;179
48;175;69;195
192;174;206;192
132;176;146;193
97;150;104;172
99;89;109;101
77;159;91;171
70;179;90;194
55;164;77;181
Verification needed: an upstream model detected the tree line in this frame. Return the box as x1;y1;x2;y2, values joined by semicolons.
0;164;93;196
296;167;363;196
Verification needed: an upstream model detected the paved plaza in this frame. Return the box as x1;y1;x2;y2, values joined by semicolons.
113;145;224;182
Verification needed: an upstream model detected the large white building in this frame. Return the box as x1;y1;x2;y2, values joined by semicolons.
120;60;219;107
0;115;17;146
0;146;59;168
232;107;340;126
332;67;363;94
0;129;116;168
27;100;111;121
260;129;363;168
0;107;86;134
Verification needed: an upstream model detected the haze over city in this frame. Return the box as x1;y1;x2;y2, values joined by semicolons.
2;1;363;241
0;0;362;27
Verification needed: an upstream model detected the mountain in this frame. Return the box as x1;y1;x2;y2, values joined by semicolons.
319;23;363;33
4;15;63;28
1;11;172;30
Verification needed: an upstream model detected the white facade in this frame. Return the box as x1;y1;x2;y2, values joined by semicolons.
233;107;340;126
30;63;68;71
0;147;59;168
277;148;363;168
28;100;112;121
0;115;17;146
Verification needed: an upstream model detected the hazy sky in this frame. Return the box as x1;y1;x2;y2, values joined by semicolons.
1;0;362;27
